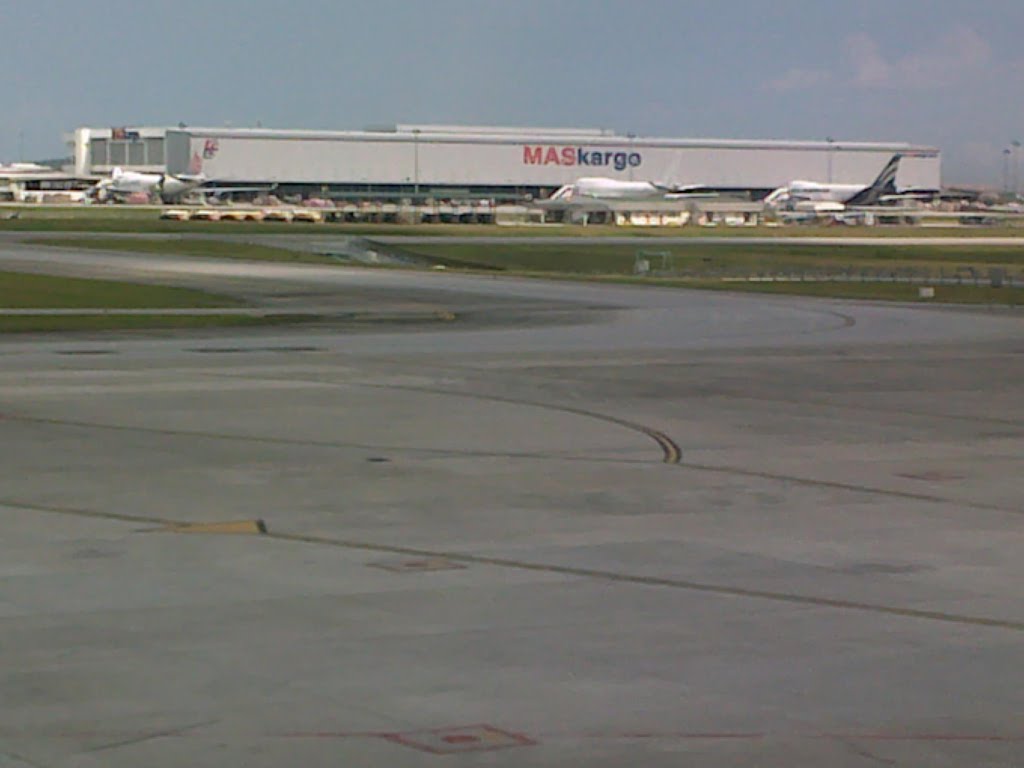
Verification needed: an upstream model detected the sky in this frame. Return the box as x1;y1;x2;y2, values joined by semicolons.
2;0;1023;185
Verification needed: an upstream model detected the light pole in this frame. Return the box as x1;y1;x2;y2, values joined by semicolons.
1003;148;1012;194
1013;140;1021;198
627;132;636;180
413;129;420;199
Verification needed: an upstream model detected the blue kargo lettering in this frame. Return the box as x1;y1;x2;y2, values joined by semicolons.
576;149;591;166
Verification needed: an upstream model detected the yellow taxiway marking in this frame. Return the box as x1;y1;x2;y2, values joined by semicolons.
165;519;268;535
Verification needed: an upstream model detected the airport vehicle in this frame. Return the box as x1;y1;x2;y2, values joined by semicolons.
764;154;937;213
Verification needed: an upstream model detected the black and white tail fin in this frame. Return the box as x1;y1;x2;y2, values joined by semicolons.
847;154;901;206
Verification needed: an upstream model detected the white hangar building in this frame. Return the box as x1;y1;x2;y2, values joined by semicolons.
68;124;941;200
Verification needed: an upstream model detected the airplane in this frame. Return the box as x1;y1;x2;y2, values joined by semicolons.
545;177;717;202
88;167;275;204
763;154;937;213
88;167;207;203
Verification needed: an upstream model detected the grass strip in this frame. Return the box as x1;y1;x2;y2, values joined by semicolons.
0;314;317;333
0;270;244;309
638;279;1024;305
389;242;1024;273
25;236;331;264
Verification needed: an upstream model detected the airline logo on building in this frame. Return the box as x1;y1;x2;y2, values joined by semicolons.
523;146;642;172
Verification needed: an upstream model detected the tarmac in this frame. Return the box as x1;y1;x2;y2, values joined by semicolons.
1;239;1023;766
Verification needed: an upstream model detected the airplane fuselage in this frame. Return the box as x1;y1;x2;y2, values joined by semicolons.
557;177;665;200
785;181;868;204
548;176;711;203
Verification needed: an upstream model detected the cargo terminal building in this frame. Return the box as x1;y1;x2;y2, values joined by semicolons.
68;124;941;202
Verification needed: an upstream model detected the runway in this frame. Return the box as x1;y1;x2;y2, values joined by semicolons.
2;241;1023;766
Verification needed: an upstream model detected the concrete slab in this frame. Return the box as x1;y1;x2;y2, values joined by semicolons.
1;245;1022;765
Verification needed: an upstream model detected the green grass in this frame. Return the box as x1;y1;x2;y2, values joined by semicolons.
650;279;1024;305
0;270;244;309
26;236;332;264
390;242;1024;273
388;242;1024;305
0;314;316;333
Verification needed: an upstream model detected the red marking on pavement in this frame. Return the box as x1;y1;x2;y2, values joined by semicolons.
828;732;1024;742
281;724;534;754
278;727;1024;747
442;734;481;744
614;731;765;740
387;724;534;754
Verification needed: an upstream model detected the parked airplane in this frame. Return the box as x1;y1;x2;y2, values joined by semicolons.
763;154;936;213
88;167;207;203
546;177;716;202
88;167;274;204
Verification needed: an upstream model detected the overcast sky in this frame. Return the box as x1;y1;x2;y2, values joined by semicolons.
3;0;1022;185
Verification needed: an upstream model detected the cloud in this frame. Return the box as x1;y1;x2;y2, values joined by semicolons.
765;25;994;94
845;25;991;90
768;67;832;93
845;34;891;87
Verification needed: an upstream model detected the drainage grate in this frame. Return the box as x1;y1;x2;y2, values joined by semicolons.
385;725;534;754
368;557;466;573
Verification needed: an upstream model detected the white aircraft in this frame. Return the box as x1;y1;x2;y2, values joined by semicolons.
89;167;206;203
763;154;936;213
546;177;715;202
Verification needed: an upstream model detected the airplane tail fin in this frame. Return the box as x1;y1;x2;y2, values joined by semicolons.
549;184;575;201
763;186;791;208
846;154;901;206
111;166;124;179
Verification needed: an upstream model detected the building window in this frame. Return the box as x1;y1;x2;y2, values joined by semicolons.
127;141;145;166
145;138;165;166
90;139;108;167
109;141;127;165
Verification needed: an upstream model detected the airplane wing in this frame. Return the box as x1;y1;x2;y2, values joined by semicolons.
878;188;940;203
653;183;711;194
196;183;279;197
652;183;719;200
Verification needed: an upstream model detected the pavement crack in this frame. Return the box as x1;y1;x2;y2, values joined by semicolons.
84;719;218;754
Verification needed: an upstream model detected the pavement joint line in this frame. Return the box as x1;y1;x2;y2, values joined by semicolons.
702;391;1024;429
678;461;1024;514
83;719;219;753
261;530;1024;632
0;412;654;466
5;406;1020;513
8;495;1024;632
